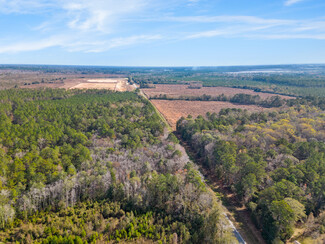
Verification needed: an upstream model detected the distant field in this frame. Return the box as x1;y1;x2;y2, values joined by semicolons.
87;78;128;83
151;100;269;129
70;83;117;89
15;75;136;92
0;68;129;89
69;78;133;91
142;84;293;100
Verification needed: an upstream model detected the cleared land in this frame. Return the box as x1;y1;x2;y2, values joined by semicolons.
151;100;269;129
15;73;136;92
142;84;293;99
87;78;128;83
70;83;117;89
69;78;131;91
0;69;128;90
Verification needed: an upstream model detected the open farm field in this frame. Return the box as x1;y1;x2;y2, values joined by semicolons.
142;84;294;100
2;70;136;91
0;68;128;89
68;78;134;91
70;82;117;89
87;78;128;83
151;99;269;129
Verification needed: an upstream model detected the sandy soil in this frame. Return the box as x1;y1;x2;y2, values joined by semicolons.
151;99;269;130
70;83;117;89
13;72;127;90
87;78;128;83
68;79;135;92
143;84;293;100
19;75;136;92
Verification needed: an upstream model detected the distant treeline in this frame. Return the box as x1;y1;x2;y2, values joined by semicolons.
133;71;325;97
150;93;325;110
150;93;286;108
2;64;325;97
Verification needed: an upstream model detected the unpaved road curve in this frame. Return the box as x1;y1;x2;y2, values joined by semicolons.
139;88;255;244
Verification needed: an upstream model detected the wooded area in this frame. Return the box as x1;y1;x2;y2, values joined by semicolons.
1;64;325;243
177;106;325;243
0;88;234;243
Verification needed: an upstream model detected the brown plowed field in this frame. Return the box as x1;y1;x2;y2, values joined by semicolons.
151;100;269;129
143;84;293;100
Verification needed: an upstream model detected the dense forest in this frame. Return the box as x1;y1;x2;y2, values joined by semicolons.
0;89;235;243
177;106;325;243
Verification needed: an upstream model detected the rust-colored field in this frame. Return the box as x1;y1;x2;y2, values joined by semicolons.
143;84;293;100
151;100;269;129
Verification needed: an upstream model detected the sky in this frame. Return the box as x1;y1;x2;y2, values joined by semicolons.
0;0;325;66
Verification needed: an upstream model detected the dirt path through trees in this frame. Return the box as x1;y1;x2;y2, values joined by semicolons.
177;136;266;244
140;88;266;244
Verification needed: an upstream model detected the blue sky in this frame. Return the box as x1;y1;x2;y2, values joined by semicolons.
0;0;325;66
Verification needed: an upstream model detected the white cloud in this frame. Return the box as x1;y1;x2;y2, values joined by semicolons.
182;15;325;40
284;0;304;6
187;0;200;6
0;34;163;54
0;0;323;55
0;0;149;32
244;33;325;40
0;0;159;53
61;0;149;33
166;15;295;26
107;35;162;49
0;36;70;53
185;25;275;39
84;35;163;53
0;0;55;14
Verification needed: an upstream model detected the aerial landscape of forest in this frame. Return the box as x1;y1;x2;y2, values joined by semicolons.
0;64;324;244
1;0;325;243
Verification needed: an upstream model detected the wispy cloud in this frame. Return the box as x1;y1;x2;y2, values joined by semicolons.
0;0;56;14
0;36;70;53
0;34;163;54
187;0;200;6
284;0;304;6
62;0;149;33
247;34;325;40
0;0;157;53
182;15;325;40
165;15;295;25
186;25;272;39
85;35;163;53
0;0;323;55
0;0;149;32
